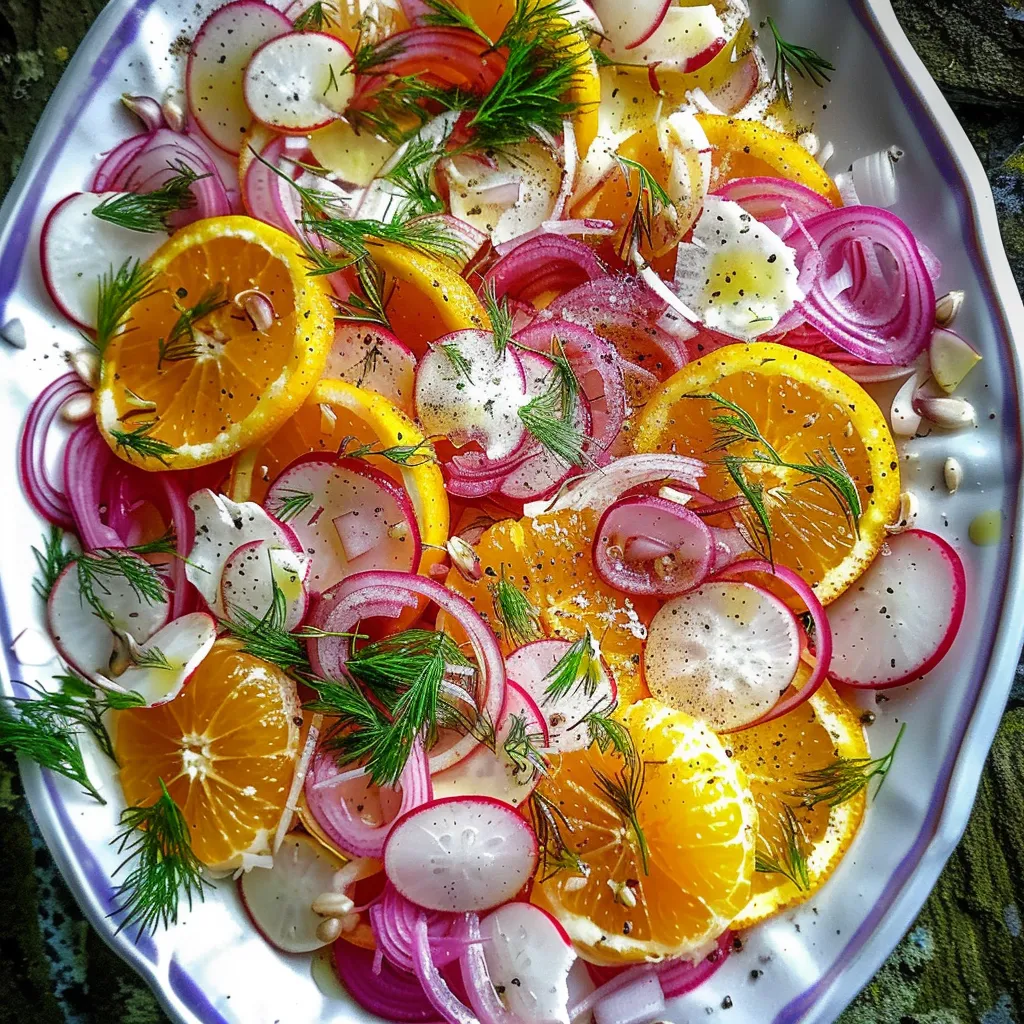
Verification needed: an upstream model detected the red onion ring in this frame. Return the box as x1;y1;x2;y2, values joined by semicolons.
712;176;834;230
63;423;123;549
309;571;507;773
412;914;478;1024
514;318;627;457
158;474;193;618
370;884;464;977
797;206;935;365
482;235;606;307
18;372;90;528
91;132;151;191
243;134;306;237
593;495;715;597
334;942;443;1023
304;738;432;859
710;558;832;731
458;914;519;1024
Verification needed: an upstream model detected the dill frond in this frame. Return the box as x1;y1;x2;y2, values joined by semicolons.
490;568;542;646
92;163;205;234
109;421;177;466
754;802;810;890
766;17;834;106
32;526;75;601
528;789;587;881
157;284;229;368
93;258;159;355
542;629;604;703
268;489;315;524
794;723;906;808
502;712;548;781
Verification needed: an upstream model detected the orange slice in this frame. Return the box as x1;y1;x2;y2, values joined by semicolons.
633;342;900;604
730;674;867;929
114;640;301;871
531;698;756;964
445;510;658;705
95;216;334;471
371;242;489;358
697;114;842;206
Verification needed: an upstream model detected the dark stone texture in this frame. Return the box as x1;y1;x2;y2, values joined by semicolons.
1;2;1023;1023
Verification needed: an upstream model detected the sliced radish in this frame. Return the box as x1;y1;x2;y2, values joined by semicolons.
432;683;548;808
243;32;354;133
383;797;538;913
588;0;671;49
593;496;714;597
929;327;981;393
184;489;301;616
642;581;802;731
325;323;416;415
41;192;164;328
187;0;293;154
415;330;528;462
112;612;217;706
220;539;310;630
476;903;575;1024
239;833;348;953
827;530;966;688
47;554;170;678
264;454;422;592
506;640;617;753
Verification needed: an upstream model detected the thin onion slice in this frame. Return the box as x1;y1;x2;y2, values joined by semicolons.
482;235;605;307
333;942;440;1023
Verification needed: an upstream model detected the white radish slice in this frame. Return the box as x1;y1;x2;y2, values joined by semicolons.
478;902;576;1024
606;5;726;72
383;796;538;913
184;489;301;616
415;330;528;461
239;833;348;953
243;32;354;133
929;328;982;393
264;454;422;592
220;539;310;630
827;529;966;689
112;612;217;706
588;0;671;49
506;640;616;753
642;581;802;732
41;192;164;328
324;323;416;415
187;0;293;155
431;683;548;808
47;554;170;678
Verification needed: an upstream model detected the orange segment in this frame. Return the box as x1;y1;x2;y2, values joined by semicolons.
633;343;900;604
232;378;449;581
730;675;867;929
114;641;301;871
532;699;756;964
697;114;842;206
95;216;334;471
372;242;489;358
445;510;658;705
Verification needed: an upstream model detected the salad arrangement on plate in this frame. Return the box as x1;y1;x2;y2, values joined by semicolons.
2;0;984;1019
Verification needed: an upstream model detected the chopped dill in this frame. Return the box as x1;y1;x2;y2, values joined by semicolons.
92;258;159;355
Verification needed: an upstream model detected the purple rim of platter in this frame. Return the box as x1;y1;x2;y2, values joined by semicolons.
0;0;1021;1022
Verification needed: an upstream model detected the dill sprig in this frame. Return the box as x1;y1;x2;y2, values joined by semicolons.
339;436;438;466
419;0;491;41
693;391;862;562
754;802;810;890
109;420;177;466
292;0;338;32
349;33;408;74
348;76;468;145
50;671;144;763
111;780;211;936
381;136;447;220
0;688;105;802
542;629;603;703
591;726;649;873
585;706;633;760
529;789;587;881
518;342;590;466
766;16;835;106
490;568;542;646
93;258;159;355
269;489;315;524
794;723;906;808
502;712;548;781
92;164;205;234
305;211;469;266
129;646;173;671
32;526;75;601
219;590;312;675
483;282;514;356
75;549;167;628
331;258;393;326
616;154;674;254
157;285;229;368
441;341;474;381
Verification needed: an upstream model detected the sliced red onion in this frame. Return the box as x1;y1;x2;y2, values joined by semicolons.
309;571;507;773
304;738;431;859
333;942;441;1022
370;883;463;976
797;206;935;365
593;496;714;597
492;218;615;257
482;235;605;307
63;423;123;549
412;914;478;1024
710;559;832;731
514;318;626;456
409;214;488;272
712;176;834;230
243;133;306;236
593;972;664;1024
660;929;734;997
18;373;90;528
525;453;705;517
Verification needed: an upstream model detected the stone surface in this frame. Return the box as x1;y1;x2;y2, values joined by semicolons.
1;2;1023;1023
